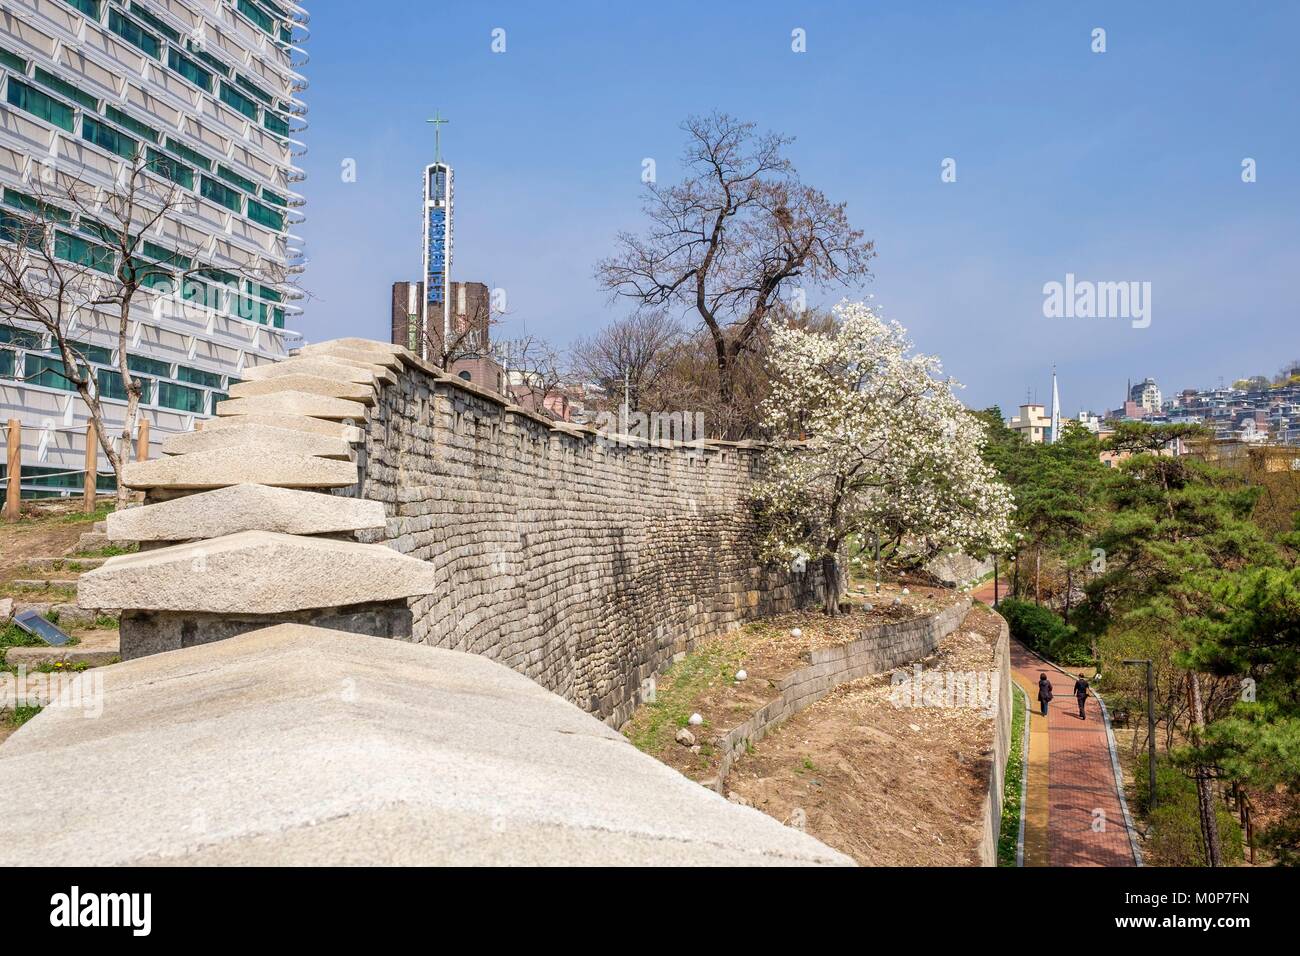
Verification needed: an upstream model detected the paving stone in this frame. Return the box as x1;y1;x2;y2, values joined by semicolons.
77;531;439;614
107;484;386;542
161;422;353;460
228;374;376;405
123;448;358;491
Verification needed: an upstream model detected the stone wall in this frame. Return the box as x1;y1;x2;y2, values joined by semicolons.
350;348;812;726
713;597;973;789
976;615;1012;867
85;339;817;727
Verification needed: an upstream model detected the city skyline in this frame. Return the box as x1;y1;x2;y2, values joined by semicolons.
298;0;1299;416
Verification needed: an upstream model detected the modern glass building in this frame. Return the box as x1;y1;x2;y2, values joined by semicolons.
0;0;307;495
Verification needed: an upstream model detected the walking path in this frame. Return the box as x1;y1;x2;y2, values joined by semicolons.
1012;642;1137;866
971;582;1138;867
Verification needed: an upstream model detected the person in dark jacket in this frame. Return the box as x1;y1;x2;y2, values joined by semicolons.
1036;673;1053;716
1074;674;1090;720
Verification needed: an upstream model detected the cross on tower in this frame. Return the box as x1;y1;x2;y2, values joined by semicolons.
426;110;449;163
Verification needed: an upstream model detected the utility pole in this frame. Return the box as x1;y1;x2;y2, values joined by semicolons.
993;553;999;605
1123;659;1157;812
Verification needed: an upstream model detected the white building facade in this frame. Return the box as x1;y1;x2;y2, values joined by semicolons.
0;0;306;496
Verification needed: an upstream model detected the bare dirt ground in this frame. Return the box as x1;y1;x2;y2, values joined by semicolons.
0;499;107;587
622;581;964;783
723;605;1001;866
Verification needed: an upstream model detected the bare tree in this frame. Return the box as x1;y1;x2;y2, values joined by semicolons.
569;311;683;413
0;153;284;508
596;113;875;434
418;282;501;371
494;334;566;417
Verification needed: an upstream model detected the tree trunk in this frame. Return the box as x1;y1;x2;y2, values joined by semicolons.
1063;565;1072;624
1187;672;1225;867
1034;546;1041;605
821;552;841;617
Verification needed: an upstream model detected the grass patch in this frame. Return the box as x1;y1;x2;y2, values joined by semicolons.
1;621;44;672
997;685;1027;866
623;636;747;754
2;705;42;727
73;543;137;559
3;584;76;602
56;503;113;525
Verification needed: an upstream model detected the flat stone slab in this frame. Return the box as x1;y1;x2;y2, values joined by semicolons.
228;374;376;405
0;624;851;866
123;448;358;491
199;413;363;444
107;484;386;542
299;342;404;371
216;391;367;422
161;423;353;460
241;358;384;387
78;531;438;614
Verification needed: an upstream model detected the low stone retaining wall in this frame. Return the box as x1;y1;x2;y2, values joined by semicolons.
975;614;1012;867
713;597;972;790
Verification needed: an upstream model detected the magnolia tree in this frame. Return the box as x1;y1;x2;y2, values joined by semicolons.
754;301;1015;615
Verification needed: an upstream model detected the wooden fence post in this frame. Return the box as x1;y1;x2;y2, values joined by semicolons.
83;422;97;514
4;418;19;521
136;417;150;463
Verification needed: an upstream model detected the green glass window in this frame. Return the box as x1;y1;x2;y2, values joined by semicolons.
0;48;27;74
4;188;71;223
167;49;211;92
246;199;283;231
0;324;43;348
54;231;116;274
145;147;193;189
127;3;180;43
250;282;281;303
0;348;13;378
108;9;161;59
210;391;228;405
271;307;285;329
127;353;171;378
97;368;152;403
217;164;256;194
157;380;204;413
237;0;277;35
138;268;175;293
74;342;114;366
175;365;222;389
142;241;192;271
163;138;212;171
218;82;258;121
262;112;290;137
0;210;41;248
200;177;242;213
62;0;101;17
234;74;273;106
33;68;99;111
260;189;287;207
105;105;158;143
185;40;230;77
181;277;218;309
6;79;74;132
82;116;138;160
23;352;77;391
197;267;236;286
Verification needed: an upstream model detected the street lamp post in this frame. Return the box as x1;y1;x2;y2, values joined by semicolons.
1123;658;1157;811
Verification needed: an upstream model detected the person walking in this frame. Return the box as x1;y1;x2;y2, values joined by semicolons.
1036;672;1053;717
1074;673;1090;720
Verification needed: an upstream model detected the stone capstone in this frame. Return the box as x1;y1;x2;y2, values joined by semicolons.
0;624;853;866
215;390;368;422
106;484;386;542
228;374;376;405
77;531;438;614
241;357;384;387
123;447;358;490
199;412;364;444
160;422;353;460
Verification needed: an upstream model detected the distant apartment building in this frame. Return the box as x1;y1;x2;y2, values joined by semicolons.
1129;377;1162;413
1008;403;1050;443
1;0;307;496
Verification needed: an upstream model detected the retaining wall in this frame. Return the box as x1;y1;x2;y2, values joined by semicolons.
976;614;1012;867
713;597;973;789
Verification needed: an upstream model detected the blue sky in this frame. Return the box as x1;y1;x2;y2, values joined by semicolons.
299;0;1299;414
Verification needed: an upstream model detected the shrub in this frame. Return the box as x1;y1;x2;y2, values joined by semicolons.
1134;757;1244;866
998;598;1092;664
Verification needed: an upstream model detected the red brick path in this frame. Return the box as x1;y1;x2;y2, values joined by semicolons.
1011;640;1137;866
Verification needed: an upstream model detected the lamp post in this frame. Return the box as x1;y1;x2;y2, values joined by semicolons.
993;553;1000;606
1123;658;1157;811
